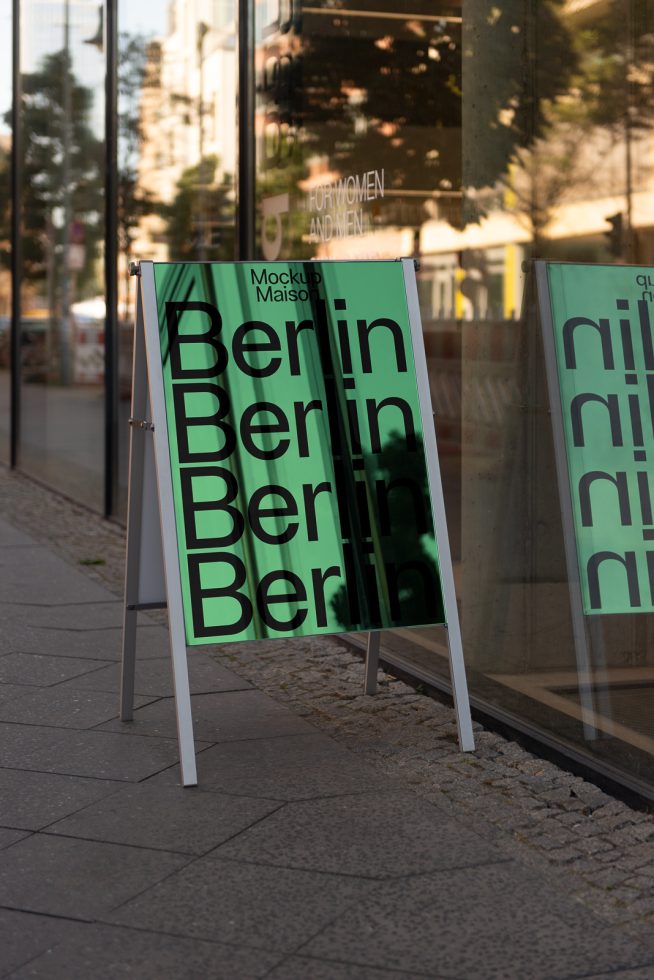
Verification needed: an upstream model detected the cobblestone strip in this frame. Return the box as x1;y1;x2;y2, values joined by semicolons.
2;464;654;945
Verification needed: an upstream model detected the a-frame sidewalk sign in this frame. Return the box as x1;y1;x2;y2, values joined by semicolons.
121;259;475;786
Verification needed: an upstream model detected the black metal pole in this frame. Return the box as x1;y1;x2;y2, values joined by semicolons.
237;0;255;259
104;0;118;515
10;0;21;468
625;0;635;262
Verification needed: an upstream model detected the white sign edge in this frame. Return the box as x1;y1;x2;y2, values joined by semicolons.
401;257;475;752
140;262;198;786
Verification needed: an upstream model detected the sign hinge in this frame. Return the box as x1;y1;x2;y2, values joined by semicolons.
129;417;155;432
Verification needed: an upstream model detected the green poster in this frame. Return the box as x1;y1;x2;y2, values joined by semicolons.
545;263;654;615
152;261;445;644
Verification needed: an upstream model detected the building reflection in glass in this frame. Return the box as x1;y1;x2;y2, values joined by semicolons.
16;0;106;508
3;0;654;794
254;0;654;790
116;0;237;516
0;0;11;464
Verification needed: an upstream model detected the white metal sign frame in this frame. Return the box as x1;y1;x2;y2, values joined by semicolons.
121;259;475;786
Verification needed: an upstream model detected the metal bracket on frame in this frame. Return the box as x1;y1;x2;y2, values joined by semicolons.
129;418;155;432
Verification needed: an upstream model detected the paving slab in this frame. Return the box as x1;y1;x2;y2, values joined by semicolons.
98;689;315;742
266;957;432;980
0;619;168;661
0;687;155;729
0;908;83;977
0;621;36;656
582;971;654;980
48;783;282;854
105;856;381;953
0;834;189;921
0;722;194;781
149;731;395;800
300;862;654;979
0;653;113;694
0;683;32;704
2;625;168;661
0;653;113;687
215;790;505;878
0;549;113;605
0;769;126;830
0;601;126;631
3;923;283;980
0;517;37;547
60;653;252;696
0;827;30;849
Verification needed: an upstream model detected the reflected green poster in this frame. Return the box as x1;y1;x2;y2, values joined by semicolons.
545;263;654;615
152;261;445;644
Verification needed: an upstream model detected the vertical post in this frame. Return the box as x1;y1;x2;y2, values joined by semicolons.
10;0;21;468
402;259;475;752
624;0;634;262
139;263;197;786
105;0;119;515
59;0;73;388
364;632;380;695
196;21;208;262
120;282;147;722
237;0;255;259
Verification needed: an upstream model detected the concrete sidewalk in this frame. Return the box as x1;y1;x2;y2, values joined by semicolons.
1;475;654;977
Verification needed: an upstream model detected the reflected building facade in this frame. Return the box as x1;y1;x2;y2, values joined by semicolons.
4;0;654;797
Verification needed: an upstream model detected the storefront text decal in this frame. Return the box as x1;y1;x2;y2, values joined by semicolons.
307;169;385;243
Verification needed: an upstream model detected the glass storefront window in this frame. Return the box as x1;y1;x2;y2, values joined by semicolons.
255;0;462;263
116;0;237;518
3;0;654;794
254;0;463;659
0;0;11;464
452;0;654;789
18;0;107;508
254;0;654;794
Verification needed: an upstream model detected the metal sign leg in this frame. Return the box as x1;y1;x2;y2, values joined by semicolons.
121;609;137;722
167;611;198;786
444;621;476;752
121;295;148;722
364;631;380;695
139;266;198;787
402;259;475;753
